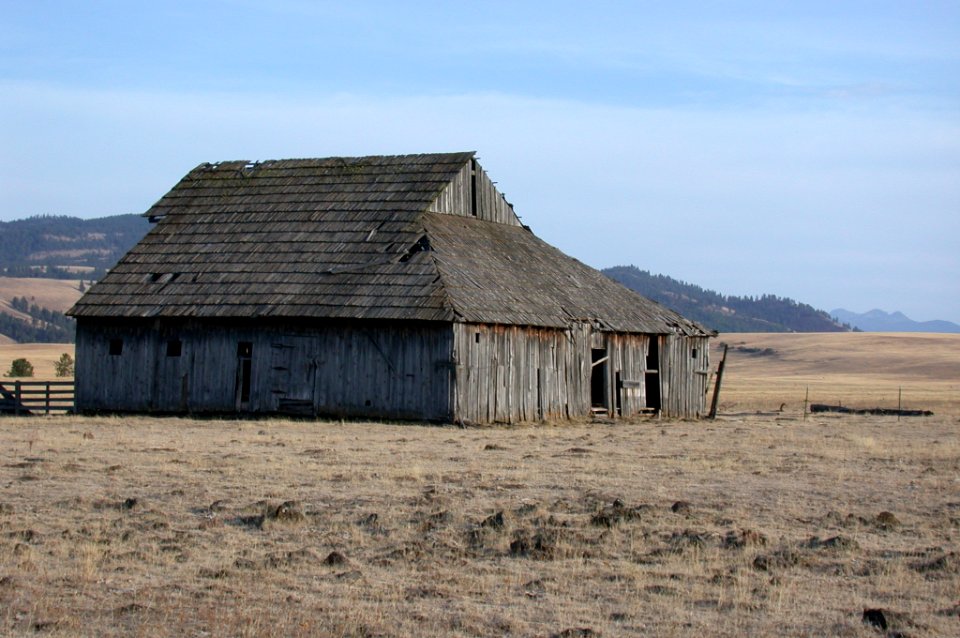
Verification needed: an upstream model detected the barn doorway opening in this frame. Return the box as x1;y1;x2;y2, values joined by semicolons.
645;337;661;412
536;368;543;421
236;342;253;411
591;348;608;410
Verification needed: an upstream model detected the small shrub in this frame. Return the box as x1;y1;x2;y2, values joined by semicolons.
54;353;75;377
7;358;34;378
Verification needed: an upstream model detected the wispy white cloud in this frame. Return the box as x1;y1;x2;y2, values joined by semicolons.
2;80;957;321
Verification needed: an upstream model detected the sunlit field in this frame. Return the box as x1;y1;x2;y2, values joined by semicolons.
1;333;957;636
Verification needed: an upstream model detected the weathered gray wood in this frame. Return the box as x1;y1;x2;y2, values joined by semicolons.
708;343;728;419
76;318;453;420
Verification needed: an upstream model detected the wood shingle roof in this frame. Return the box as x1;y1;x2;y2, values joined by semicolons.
69;152;709;336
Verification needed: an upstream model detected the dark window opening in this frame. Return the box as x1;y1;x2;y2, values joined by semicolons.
475;332;480;344
615;371;622;416
645;336;662;412
237;342;253;407
536;368;543;421
166;339;182;357
470;158;478;216
591;348;607;408
692;348;698;359
109;339;123;356
646;337;659;371
240;359;252;403
645;372;662;412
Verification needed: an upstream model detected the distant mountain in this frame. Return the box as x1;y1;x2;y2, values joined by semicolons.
830;308;960;333
603;265;849;333
0;214;150;279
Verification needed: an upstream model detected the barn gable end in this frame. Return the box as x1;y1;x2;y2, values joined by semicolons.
426;157;522;226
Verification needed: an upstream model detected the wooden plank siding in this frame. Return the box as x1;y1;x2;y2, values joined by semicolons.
449;323;705;423
75;318;453;421
427;159;521;226
604;333;653;416
451;323;589;423
659;334;712;418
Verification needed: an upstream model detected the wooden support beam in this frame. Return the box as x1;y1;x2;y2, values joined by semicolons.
708;344;728;420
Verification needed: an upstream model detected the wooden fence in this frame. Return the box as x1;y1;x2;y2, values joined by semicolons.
0;381;75;415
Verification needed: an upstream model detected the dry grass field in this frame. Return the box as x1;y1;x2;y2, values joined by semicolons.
0;277;83;344
0;333;958;637
1;344;75;380
0;277;84;315
711;332;960;416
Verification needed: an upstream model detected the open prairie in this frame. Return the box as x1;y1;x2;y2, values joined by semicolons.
0;333;957;637
711;332;960;417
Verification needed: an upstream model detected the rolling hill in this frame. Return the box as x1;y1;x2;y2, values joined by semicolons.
602;266;849;333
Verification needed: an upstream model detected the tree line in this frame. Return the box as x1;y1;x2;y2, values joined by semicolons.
3;296;74;343
602;266;853;333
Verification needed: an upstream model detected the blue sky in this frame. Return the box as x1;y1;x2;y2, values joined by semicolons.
2;1;958;323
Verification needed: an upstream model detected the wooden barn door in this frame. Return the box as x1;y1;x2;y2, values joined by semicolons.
270;337;316;416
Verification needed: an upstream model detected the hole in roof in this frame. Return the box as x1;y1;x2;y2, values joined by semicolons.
399;235;431;263
144;273;177;284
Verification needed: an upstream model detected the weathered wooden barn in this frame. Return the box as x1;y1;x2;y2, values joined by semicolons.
68;152;713;422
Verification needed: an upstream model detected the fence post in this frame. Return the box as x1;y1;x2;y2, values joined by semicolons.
14;381;21;416
46;382;51;415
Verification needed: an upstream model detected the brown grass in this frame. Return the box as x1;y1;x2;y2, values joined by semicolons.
0;333;957;636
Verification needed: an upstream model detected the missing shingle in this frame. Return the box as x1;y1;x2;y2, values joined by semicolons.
144;273;177;284
240;161;260;176
399;235;431;263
